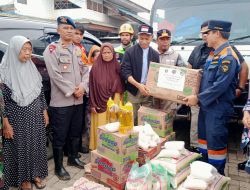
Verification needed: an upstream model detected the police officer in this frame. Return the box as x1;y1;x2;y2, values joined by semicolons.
184;20;239;175
43;16;89;180
115;23;134;63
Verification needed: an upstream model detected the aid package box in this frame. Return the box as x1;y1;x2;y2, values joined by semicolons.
97;126;139;164
146;62;201;104
138;106;174;137
91;150;133;190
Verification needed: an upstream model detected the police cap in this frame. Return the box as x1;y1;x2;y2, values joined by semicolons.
157;29;171;39
57;16;76;28
201;20;232;33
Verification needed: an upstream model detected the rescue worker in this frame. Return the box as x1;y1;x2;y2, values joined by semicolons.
121;24;159;125
188;21;248;152
184;20;239;175
115;23;134;64
43;16;89;180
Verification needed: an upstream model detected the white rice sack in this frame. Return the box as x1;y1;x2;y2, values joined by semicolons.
170;167;190;189
190;161;218;183
183;176;208;190
156;149;182;159
152;151;201;175
104;122;120;132
164;141;185;151
177;173;230;190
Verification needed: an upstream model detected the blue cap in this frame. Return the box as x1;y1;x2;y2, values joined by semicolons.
57;16;76;28
201;20;232;33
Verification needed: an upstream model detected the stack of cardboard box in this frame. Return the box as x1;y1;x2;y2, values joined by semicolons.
91;126;139;190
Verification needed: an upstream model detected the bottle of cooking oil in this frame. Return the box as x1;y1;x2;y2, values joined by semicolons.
119;101;134;134
106;97;118;123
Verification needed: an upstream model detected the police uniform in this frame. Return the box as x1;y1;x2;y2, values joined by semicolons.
43;16;89;179
197;20;240;175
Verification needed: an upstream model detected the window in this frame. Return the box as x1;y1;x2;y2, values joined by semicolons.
17;0;27;4
87;0;104;13
54;0;80;9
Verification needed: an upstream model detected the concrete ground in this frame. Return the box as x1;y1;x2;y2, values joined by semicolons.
9;153;90;190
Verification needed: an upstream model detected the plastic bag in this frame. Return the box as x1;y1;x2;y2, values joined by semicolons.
151;163;171;190
126;161;152;190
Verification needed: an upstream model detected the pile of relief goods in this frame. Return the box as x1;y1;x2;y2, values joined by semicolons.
62;177;110;190
151;141;201;189
178;161;230;190
91;99;139;190
126;141;202;189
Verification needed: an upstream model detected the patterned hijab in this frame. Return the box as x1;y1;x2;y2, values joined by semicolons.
0;36;42;106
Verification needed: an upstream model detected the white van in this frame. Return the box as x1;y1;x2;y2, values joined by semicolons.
150;0;250;66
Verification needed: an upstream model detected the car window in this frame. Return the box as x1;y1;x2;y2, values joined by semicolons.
31;34;100;56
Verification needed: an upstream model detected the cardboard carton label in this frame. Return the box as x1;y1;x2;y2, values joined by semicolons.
100;133;117;152
95;157;116;177
157;67;186;91
91;150;133;186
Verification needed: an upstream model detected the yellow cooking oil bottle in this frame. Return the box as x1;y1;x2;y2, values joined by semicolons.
106;97;119;123
118;101;134;134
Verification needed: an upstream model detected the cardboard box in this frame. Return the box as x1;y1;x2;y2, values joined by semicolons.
97;126;138;164
137;132;175;165
138;106;174;137
91;150;133;190
146;62;201;104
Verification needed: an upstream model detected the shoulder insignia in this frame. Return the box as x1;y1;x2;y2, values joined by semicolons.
49;44;56;53
222;60;230;65
211;61;218;65
221;64;229;73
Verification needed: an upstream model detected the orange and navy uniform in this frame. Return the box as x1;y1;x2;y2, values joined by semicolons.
197;42;239;174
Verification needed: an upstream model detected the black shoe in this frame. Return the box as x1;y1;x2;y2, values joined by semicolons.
67;138;85;169
238;161;247;170
189;146;200;153
79;146;89;154
53;147;71;180
67;158;85;169
64;151;81;158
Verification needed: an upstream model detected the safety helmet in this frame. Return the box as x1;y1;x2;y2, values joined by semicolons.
119;23;134;35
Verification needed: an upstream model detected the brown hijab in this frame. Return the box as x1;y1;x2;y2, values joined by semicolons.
89;43;124;113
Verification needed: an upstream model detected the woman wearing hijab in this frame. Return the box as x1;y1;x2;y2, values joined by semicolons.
0;36;48;190
89;43;124;150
